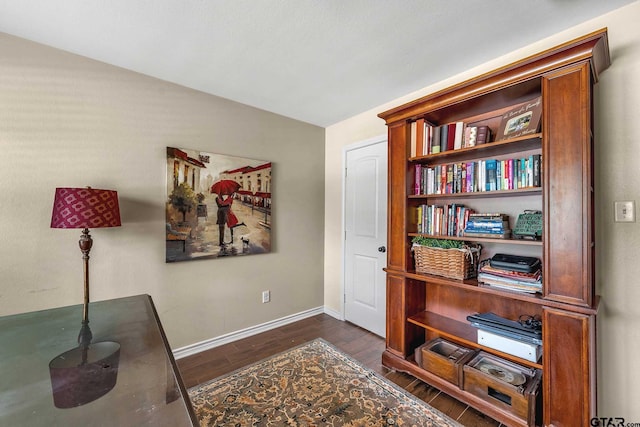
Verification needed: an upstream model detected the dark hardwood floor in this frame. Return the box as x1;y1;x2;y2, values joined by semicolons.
176;314;502;427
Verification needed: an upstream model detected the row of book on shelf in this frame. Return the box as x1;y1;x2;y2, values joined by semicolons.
409;96;543;158
410;119;492;157
414;154;541;195
416;208;513;239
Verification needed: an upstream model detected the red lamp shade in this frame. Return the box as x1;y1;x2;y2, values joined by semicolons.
51;188;121;229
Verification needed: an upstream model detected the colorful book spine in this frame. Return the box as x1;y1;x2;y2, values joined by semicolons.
447;123;456;151
417;154;540;196
485;159;497;191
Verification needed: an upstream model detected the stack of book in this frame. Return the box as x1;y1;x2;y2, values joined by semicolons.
477;257;542;294
462;213;511;239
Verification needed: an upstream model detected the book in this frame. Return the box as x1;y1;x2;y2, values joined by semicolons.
485;159;497;191
476;125;492;144
469;213;509;219
478;278;542;293
440;125;448;152
533;154;541;187
465;222;509;231
454;121;464;150
507;158;514;189
479;262;541;283
416;118;425;157
466;216;509;224
446;164;454;194
495;96;543;141
466;162;475;192
447;122;456;151
432;125;441;154
466;126;478;147
463;163;469;193
466;226;509;233
463;230;511;239
410;120;417;157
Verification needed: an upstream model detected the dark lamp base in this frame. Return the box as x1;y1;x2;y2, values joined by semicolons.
49;341;121;408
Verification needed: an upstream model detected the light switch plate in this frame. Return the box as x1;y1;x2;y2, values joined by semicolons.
614;201;635;222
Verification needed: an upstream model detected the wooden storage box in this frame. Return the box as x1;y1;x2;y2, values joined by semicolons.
412;244;481;280
416;338;476;386
463;351;541;425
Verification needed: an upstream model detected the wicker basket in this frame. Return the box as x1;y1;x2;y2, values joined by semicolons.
412;243;481;280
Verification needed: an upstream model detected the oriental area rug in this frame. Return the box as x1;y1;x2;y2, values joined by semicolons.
188;338;461;426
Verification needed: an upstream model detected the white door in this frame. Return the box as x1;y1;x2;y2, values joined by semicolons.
344;138;387;337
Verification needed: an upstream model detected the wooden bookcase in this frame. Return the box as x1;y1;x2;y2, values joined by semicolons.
377;29;610;427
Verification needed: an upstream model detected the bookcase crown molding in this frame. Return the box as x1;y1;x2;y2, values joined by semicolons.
378;28;609;125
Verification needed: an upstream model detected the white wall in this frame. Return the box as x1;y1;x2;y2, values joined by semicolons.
324;2;640;419
0;32;325;350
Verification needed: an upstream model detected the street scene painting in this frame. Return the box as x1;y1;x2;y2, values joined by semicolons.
166;147;272;262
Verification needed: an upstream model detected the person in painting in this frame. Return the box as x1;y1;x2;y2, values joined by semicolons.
216;193;245;246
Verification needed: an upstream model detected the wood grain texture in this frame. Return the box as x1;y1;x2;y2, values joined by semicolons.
543;307;596;425
543;61;594;307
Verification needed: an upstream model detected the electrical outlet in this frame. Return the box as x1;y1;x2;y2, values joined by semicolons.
614;201;635;222
262;290;270;303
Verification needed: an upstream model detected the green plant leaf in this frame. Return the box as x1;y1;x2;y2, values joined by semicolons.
411;236;465;249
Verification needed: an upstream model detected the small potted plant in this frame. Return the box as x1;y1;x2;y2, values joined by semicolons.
411;236;481;280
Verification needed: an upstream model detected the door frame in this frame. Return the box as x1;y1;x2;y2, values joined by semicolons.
340;134;388;320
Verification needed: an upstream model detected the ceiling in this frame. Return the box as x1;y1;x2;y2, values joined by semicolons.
0;1;636;127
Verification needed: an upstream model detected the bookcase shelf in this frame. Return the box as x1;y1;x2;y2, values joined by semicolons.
408;233;543;246
390;268;599;315
410;133;542;162
378;29;610;427
408;187;542;200
408;310;544;370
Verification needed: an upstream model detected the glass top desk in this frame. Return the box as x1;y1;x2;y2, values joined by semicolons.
0;294;198;426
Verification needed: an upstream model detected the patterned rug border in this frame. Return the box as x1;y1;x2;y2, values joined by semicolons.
189;338;462;426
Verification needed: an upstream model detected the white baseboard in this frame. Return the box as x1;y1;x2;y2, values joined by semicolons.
173;306;325;359
323;305;344;321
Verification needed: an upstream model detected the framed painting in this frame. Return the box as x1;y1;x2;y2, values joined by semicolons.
494;96;542;141
165;147;272;262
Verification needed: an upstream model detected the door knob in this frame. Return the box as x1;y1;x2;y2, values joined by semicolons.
378;246;386;253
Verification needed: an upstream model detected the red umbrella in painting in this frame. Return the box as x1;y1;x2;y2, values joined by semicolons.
210;179;241;195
